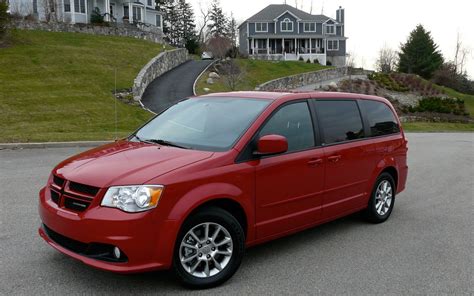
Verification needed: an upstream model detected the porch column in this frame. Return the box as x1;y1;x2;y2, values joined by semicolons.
85;0;88;23
295;38;297;57
282;38;284;54
251;38;254;55
129;0;132;21
267;38;269;55
62;0;65;22
309;38;312;60
105;0;110;21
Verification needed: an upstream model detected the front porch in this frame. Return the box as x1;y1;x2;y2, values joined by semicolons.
249;38;326;64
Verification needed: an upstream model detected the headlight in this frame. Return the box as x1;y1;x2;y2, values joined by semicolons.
101;185;164;213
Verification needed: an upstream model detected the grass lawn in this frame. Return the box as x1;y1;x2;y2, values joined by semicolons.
402;122;474;132
0;30;174;143
195;59;329;95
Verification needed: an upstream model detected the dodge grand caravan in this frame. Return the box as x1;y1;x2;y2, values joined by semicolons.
39;91;408;288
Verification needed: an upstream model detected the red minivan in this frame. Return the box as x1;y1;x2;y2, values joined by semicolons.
39;91;408;288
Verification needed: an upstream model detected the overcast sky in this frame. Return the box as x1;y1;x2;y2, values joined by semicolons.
189;0;474;77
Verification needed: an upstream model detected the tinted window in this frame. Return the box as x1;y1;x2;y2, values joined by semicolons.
259;102;315;152
136;98;270;151
359;100;400;136
315;100;364;144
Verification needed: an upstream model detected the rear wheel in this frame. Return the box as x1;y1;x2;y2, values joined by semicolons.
364;172;396;223
173;207;245;289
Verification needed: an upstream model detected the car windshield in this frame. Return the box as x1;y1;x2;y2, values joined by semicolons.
134;97;271;151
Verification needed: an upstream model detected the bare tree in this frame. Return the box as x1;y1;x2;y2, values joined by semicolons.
219;60;245;91
454;31;471;75
206;35;231;59
197;1;211;43
375;45;398;73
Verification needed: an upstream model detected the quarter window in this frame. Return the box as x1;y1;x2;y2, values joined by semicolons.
315;100;365;144
156;14;161;27
359;100;400;136
64;0;71;12
132;6;142;22
255;22;268;32
259;102;315;152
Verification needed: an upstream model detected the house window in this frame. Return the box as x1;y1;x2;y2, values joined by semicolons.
147;0;152;6
132;6;142;22
32;0;38;13
255;22;268;33
327;40;339;51
281;18;293;32
303;22;316;32
124;5;129;18
325;24;335;34
156;14;161;27
64;0;71;12
74;0;85;13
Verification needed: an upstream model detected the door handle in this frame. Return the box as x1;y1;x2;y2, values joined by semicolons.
307;158;323;166
327;155;342;163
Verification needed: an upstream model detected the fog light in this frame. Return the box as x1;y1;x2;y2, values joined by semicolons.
113;247;121;259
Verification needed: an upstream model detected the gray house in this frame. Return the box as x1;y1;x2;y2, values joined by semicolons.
239;4;347;66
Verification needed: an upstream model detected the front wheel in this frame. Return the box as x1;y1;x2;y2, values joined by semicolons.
364;172;396;223
173;207;245;289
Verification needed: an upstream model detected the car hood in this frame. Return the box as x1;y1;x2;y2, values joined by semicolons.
54;140;214;188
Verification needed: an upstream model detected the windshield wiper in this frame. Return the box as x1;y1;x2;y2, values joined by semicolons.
132;135;190;149
147;139;191;149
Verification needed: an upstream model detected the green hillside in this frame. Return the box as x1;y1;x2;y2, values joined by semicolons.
0;30;171;142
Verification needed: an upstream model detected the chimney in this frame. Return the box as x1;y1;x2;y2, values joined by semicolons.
336;6;345;23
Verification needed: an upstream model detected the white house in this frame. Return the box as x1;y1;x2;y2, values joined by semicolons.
9;0;163;28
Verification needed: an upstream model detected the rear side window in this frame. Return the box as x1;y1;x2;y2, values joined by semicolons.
259;102;315;152
359;100;400;136
315;100;364;144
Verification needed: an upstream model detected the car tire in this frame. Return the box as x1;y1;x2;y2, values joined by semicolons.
173;207;245;289
364;172;396;223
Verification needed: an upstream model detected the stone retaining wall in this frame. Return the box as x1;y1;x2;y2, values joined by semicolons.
256;67;349;91
11;19;164;43
133;48;189;102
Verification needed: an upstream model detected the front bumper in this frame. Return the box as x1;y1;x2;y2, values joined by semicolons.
38;187;179;273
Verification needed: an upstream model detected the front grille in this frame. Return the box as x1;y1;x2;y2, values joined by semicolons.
64;197;90;212
42;224;128;262
50;190;60;204
53;175;65;187
69;182;100;197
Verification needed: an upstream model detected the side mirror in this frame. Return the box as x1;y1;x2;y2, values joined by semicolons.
255;134;288;156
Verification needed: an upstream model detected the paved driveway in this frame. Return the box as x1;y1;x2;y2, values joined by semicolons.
0;133;472;295
141;60;214;114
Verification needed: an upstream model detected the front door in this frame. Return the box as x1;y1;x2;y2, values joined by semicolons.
255;101;325;239
284;40;291;53
314;99;376;219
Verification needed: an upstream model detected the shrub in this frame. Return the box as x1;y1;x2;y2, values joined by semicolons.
368;72;409;92
326;61;332;66
407;97;468;115
314;59;319;64
298;56;304;61
432;62;474;95
90;7;104;24
185;38;200;55
306;59;311;63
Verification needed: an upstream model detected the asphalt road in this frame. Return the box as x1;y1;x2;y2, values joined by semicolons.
141;60;214;114
0;133;472;295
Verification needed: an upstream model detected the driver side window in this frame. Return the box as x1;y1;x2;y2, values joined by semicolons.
259;102;315;152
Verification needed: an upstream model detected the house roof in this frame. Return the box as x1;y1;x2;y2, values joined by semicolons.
245;4;331;23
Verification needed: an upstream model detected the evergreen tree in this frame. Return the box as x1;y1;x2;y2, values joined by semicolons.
178;0;196;47
226;13;238;47
0;0;9;39
207;0;228;37
398;25;444;79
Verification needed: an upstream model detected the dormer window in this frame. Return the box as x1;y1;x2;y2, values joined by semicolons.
255;22;268;33
281;18;293;32
325;24;336;34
